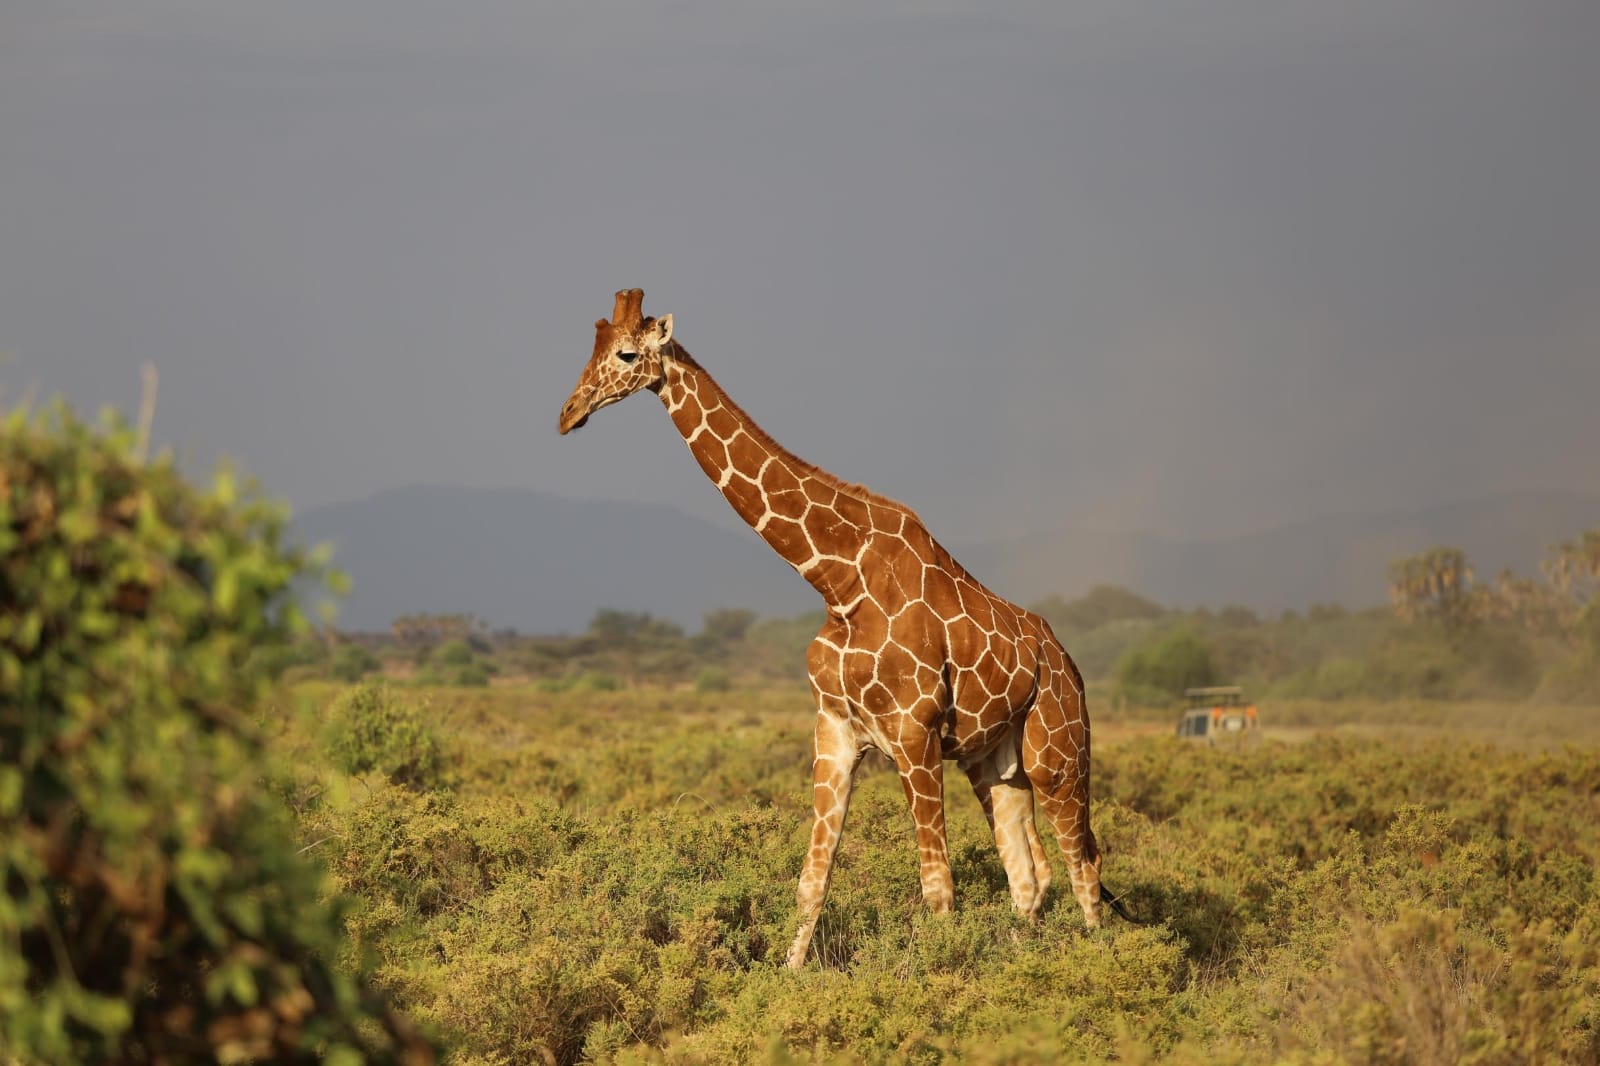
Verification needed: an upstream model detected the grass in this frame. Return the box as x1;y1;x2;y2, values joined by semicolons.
1257;697;1600;749
265;683;1600;1064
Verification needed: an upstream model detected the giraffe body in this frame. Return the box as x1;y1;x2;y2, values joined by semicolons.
560;291;1103;968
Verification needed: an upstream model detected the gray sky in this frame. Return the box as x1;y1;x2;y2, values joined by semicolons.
3;1;1597;544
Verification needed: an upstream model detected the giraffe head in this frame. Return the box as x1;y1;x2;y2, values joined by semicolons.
558;288;675;434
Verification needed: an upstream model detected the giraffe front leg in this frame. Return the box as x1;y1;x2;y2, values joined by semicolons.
786;711;862;969
892;726;954;914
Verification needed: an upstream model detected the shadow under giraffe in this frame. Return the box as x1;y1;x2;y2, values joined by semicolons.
560;289;1118;968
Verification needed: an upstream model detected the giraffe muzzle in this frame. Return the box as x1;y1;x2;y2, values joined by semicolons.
560;390;631;434
558;392;593;435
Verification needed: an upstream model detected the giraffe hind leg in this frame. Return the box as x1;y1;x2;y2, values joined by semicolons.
1022;687;1102;929
1023;803;1053;904
1001;722;1054;904
963;751;1046;919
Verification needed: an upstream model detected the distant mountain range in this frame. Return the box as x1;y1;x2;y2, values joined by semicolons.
295;485;1600;633
957;489;1600;617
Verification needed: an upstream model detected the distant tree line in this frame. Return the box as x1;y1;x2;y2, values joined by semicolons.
270;527;1600;706
1389;533;1600;636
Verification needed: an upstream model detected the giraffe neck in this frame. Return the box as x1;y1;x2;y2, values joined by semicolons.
656;348;887;611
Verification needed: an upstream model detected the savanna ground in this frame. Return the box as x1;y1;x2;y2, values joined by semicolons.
270;681;1600;1064
10;406;1598;1063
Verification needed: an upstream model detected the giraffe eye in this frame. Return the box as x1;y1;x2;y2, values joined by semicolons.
617;349;638;363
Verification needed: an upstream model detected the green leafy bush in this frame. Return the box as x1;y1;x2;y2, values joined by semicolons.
1116;626;1217;703
1538;604;1600;702
414;638;494;686
695;607;758;651
323;681;445;789
1270;621;1542;702
453;660;493;686
330;641;382;682
695;666;733;693
432;638;476;666
577;670;620;692
0;402;432;1063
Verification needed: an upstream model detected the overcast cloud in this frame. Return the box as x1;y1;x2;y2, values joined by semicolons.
2;1;1596;544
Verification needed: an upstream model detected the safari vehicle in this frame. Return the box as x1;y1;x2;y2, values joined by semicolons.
1177;686;1260;745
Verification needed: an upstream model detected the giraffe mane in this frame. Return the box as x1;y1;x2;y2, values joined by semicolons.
668;344;925;525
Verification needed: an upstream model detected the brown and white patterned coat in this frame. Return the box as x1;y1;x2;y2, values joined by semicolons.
560;289;1103;968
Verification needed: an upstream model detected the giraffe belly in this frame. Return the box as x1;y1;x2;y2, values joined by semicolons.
948;717;1026;780
939;649;1039;766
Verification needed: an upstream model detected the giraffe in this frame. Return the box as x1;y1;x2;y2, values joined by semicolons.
559;289;1109;968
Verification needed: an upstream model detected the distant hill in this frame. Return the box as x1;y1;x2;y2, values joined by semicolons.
296;485;1600;632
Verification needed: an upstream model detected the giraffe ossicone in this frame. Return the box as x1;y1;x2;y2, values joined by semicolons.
560;289;1108;968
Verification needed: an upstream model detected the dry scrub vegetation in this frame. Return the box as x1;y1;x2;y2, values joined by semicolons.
6;404;1596;1063
273;682;1600;1064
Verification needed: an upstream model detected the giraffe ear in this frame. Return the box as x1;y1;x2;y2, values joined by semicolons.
652;313;674;347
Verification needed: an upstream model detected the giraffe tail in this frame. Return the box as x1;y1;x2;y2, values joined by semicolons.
1100;884;1150;926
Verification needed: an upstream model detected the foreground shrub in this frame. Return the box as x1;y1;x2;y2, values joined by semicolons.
1282;906;1600;1065
310;788;798;1065
323;681;445;789
0;403;432;1063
